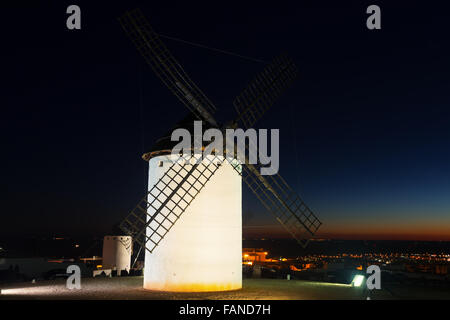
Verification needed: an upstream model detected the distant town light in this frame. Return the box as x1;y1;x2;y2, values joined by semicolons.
351;275;365;287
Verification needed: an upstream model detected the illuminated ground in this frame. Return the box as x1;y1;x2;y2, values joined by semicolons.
0;277;367;300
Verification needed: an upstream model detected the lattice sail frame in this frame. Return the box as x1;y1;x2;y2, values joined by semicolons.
118;8;218;127
241;163;321;248
119;154;225;253
233;53;297;129
223;132;322;248
229;54;322;247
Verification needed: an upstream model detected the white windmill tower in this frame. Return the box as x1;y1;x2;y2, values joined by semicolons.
117;8;322;292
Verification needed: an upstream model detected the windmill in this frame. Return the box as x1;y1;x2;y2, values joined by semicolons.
117;8;322;292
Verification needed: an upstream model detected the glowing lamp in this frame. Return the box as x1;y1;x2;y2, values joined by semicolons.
351;275;365;287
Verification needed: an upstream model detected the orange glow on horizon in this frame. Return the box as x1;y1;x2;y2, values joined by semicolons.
243;220;450;241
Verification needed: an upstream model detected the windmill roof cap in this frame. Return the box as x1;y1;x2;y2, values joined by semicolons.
142;113;217;161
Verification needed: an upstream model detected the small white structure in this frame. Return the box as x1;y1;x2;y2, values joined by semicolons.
102;235;132;274
144;154;242;292
93;269;112;278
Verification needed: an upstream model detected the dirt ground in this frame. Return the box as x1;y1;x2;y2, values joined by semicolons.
0;276;367;300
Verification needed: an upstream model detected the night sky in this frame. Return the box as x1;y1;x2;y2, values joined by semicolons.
2;1;450;241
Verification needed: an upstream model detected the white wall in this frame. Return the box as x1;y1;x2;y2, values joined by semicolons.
144;155;242;292
102;236;132;272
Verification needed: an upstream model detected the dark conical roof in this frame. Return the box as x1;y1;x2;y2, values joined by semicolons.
142;113;218;161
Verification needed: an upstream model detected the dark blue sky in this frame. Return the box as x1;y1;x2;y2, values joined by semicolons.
1;1;450;240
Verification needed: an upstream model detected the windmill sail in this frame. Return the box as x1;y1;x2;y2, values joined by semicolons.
226;132;322;247
118;8;218;127
233;53;297;129
119;154;223;253
231;54;321;246
242;163;322;247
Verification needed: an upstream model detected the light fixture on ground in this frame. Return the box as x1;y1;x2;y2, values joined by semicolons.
351;275;365;287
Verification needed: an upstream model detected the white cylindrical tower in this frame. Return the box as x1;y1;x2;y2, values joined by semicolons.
143;154;242;292
102;235;132;273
